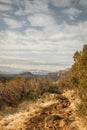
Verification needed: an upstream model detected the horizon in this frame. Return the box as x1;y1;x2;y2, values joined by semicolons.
0;0;87;73
0;67;70;75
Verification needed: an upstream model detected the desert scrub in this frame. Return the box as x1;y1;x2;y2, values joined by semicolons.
0;76;59;108
76;102;87;124
71;45;87;123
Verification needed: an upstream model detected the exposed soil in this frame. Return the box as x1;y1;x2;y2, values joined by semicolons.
25;95;78;130
0;91;86;130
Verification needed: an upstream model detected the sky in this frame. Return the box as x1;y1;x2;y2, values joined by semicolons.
0;0;87;73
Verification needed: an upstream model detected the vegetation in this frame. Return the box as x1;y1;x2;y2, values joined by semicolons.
71;45;87;122
57;70;72;90
0;76;60;108
0;45;87;126
56;44;87;123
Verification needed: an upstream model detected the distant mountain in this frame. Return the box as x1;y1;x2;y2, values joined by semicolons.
18;72;34;78
0;71;35;80
0;68;70;81
0;71;46;81
47;68;70;80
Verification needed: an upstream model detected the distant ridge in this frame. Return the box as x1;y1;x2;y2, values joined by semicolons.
47;68;70;80
0;68;70;81
18;72;34;78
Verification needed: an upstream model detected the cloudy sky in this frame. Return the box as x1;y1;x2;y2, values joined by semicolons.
0;0;87;73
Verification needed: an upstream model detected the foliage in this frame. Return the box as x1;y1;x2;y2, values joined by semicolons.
0;76;59;108
57;70;72;91
71;45;87;121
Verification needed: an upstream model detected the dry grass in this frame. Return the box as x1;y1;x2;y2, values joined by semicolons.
0;77;57;108
0;92;59;130
0;76;87;130
0;90;87;130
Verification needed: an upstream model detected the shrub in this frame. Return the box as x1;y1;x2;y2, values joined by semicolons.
0;76;59;108
71;45;87;122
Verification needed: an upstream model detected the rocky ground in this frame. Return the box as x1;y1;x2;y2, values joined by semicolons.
0;91;86;130
25;94;77;130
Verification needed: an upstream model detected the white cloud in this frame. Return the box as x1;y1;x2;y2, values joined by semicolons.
51;0;71;7
3;18;24;28
28;13;55;27
0;0;12;4
15;0;49;16
0;4;12;11
0;63;66;72
64;8;82;19
0;20;86;51
15;0;71;16
0;31;24;49
80;0;87;8
0;0;87;72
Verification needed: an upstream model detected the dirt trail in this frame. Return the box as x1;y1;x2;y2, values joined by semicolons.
25;93;76;130
0;91;86;130
25;91;87;130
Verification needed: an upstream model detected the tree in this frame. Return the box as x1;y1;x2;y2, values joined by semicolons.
71;45;87;121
